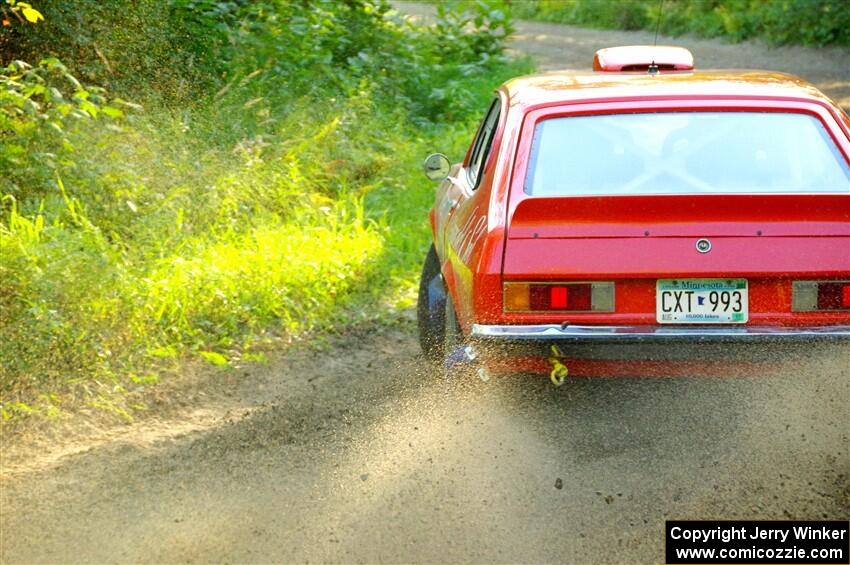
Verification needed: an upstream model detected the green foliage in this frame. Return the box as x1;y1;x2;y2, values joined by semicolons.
199;351;228;366
511;0;649;30
0;0;531;418
512;0;850;47
434;1;515;62
0;58;132;199
2;1;44;24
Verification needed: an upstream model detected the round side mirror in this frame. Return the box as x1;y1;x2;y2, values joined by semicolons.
423;153;451;182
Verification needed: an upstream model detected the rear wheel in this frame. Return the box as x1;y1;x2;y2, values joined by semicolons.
443;293;462;356
442;293;474;382
417;244;445;362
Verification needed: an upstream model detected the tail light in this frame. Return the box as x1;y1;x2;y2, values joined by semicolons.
504;282;614;312
792;281;850;311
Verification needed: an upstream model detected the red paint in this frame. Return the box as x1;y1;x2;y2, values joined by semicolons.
428;62;850;374
508;194;850;239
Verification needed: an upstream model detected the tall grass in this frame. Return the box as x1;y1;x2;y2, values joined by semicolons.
0;0;532;419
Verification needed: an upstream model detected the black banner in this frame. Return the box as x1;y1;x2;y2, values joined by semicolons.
666;521;849;564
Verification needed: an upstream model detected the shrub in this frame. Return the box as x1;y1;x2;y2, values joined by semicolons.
0;0;531;417
0;58;130;202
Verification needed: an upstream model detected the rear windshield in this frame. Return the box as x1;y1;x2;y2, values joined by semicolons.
523;111;850;196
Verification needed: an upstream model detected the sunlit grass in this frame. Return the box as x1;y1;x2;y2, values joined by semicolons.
0;54;533;420
137;223;382;345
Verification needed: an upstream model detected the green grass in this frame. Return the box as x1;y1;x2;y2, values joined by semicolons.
0;38;533;420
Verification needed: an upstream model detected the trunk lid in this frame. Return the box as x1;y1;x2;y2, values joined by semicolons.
503;194;850;278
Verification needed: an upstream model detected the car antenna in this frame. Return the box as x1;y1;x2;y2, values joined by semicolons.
648;0;664;74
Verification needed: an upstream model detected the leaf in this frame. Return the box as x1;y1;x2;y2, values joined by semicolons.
242;352;267;363
23;83;45;97
149;345;177;358
22;98;40;114
114;98;143;111
101;105;124;118
64;74;81;89
199;351;228;366
40;57;63;70
78;99;98;117
22;7;44;23
130;374;159;385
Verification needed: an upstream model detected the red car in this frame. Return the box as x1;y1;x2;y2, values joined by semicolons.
417;46;850;381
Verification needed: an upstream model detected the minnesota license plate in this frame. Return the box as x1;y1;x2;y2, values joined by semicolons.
656;279;748;324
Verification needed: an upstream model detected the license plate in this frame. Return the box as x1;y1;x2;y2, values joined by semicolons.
656;279;748;324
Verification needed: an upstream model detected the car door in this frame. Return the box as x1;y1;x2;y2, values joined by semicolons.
441;97;501;320
434;99;500;257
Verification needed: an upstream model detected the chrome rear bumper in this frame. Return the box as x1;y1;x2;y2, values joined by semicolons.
471;324;850;344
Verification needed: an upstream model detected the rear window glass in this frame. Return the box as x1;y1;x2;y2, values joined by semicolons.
523;112;850;195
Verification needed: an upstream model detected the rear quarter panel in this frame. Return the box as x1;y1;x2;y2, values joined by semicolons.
436;89;521;332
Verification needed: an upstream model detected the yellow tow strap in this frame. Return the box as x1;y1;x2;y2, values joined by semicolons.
548;345;569;386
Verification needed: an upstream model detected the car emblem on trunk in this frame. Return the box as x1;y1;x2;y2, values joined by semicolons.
695;238;712;253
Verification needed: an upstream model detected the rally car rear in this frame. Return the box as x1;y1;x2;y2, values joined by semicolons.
421;47;850;379
472;80;850;377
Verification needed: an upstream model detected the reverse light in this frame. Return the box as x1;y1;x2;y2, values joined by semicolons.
504;282;614;312
792;281;850;311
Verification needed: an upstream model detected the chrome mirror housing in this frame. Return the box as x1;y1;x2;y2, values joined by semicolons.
423;153;451;182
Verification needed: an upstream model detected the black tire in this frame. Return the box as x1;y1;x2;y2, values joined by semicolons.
443;292;463;355
442;293;473;382
417;244;445;361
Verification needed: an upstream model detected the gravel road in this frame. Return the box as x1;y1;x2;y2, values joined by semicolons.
2;7;849;564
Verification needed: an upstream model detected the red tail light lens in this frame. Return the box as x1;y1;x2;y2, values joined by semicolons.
792;281;850;311
818;282;850;310
505;282;613;312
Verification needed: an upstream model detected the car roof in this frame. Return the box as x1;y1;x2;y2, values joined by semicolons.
501;69;836;109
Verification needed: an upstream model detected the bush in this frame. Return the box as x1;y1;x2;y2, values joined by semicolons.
0;0;532;417
0;58;132;201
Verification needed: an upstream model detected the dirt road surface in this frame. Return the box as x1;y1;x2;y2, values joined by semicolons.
2;7;849;564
